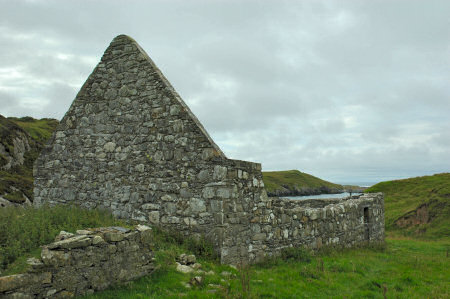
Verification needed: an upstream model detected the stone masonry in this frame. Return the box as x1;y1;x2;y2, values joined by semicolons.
33;35;384;264
0;225;154;298
247;193;384;261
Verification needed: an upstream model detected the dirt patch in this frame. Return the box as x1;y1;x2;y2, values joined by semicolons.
395;204;429;228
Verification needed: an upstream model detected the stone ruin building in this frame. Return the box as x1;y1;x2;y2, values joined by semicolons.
34;35;384;264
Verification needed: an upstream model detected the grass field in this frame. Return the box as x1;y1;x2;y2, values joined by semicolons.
1;205;448;298
81;237;449;299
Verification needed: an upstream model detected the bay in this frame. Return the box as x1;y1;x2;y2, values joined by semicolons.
283;192;362;200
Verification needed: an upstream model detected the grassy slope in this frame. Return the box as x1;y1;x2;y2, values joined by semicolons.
366;173;450;239
8;116;59;145
0;116;58;203
262;169;343;196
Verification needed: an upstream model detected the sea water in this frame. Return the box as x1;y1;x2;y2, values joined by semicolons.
283;192;362;200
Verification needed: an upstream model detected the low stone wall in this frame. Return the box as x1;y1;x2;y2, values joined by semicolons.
0;225;155;298
247;193;385;262
288;198;346;208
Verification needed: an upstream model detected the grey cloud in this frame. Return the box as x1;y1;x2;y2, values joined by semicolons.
0;90;43;118
40;82;79;119
0;0;449;183
0;91;17;116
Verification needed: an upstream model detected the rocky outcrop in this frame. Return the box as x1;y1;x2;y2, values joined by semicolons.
0;116;36;206
0;115;58;206
0;225;155;298
0;116;39;172
0;134;31;171
395;204;429;228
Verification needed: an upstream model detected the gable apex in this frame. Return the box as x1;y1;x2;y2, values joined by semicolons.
62;34;226;158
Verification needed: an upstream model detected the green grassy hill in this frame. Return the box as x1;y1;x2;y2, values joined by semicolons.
0;115;58;206
262;170;343;197
8;116;59;145
366;173;450;239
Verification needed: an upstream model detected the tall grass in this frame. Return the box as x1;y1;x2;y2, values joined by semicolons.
2;205;447;298
150;227;218;269
0;205;127;271
82;237;449;298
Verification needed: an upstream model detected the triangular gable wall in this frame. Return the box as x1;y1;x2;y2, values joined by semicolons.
56;35;224;158
34;34;231;214
34;35;266;264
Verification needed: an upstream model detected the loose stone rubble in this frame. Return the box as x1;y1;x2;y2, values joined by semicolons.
175;253;202;274
33;34;385;265
0;226;155;298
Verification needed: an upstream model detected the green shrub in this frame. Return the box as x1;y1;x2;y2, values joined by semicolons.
280;246;312;263
4;191;26;203
151;227;185;248
0;204;127;271
151;227;218;262
184;236;218;261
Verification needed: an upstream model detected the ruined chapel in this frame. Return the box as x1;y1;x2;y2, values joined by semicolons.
34;35;384;264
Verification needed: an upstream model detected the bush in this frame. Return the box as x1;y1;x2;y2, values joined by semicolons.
280;247;312;263
184;236;218;261
151;227;218;262
0;204;127;271
4;191;26;203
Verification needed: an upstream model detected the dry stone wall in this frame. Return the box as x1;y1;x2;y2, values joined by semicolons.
33;35;384;265
0;225;154;298
247;193;385;262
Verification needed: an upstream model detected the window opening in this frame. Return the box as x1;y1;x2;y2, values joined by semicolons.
363;207;370;240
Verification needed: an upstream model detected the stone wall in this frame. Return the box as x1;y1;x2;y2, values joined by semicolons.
33;34;384;265
247;193;385;262
0;225;154;298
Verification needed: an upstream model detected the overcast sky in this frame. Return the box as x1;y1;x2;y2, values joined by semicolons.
1;0;449;184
